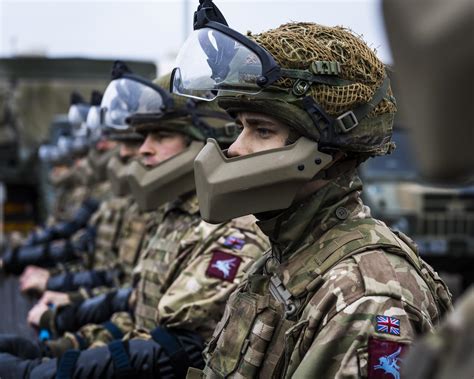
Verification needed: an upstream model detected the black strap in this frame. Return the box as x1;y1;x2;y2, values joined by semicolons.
102;321;124;340
56;349;80;379
151;326;190;378
351;76;390;125
108;340;133;378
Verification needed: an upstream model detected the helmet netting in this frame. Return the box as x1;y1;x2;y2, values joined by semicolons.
249;22;396;117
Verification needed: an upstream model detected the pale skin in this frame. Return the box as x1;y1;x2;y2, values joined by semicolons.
230;112;336;199
27;132;188;327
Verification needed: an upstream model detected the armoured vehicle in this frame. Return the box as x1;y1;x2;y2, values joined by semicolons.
360;127;474;295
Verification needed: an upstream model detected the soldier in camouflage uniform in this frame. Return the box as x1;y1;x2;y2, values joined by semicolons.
23;129;145;311
0;92;117;278
38;142;80;225
16;101;122;298
0;71;267;378
401;286;474;379
168;2;452;378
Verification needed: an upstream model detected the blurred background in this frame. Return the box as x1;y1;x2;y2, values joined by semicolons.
0;0;392;72
0;0;473;334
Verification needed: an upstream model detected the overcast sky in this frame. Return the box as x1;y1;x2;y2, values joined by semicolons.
0;0;392;74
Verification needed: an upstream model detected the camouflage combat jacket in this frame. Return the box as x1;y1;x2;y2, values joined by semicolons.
48;169;83;224
192;172;452;379
69;199;161;301
73;199;269;351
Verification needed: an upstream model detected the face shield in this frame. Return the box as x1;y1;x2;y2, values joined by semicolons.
172;27;265;101
194;137;333;223
38;145;61;164
172;1;352;103
127;141;204;212
57;136;74;156
68;103;90;127
100;76;171;131
86;106;103;144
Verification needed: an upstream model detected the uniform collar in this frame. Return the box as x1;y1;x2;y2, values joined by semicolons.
163;191;199;216
256;171;364;262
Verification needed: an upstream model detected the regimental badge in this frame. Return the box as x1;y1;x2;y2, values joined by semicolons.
206;250;242;282
376;315;400;336
368;337;407;379
223;235;246;250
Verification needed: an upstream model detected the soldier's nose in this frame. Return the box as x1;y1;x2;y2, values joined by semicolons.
138;135;155;157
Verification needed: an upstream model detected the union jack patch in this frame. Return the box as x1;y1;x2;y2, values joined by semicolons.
376;315;400;335
223;236;245;250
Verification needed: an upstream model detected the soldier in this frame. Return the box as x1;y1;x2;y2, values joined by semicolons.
0;92;116;276
20;130;143;308
167;2;453;378
0;71;267;378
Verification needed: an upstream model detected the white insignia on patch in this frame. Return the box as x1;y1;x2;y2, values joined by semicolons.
374;346;402;379
185;277;201;293
212;258;237;278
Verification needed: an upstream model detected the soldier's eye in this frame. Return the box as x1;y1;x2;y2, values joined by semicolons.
256;128;273;139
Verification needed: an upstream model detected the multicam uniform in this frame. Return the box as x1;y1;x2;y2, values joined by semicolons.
38;200;162;336
191;172;452;378
52;195;268;360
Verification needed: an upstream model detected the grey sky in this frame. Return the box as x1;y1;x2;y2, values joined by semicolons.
0;0;392;74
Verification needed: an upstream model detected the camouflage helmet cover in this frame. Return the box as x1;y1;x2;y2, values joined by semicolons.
219;22;396;157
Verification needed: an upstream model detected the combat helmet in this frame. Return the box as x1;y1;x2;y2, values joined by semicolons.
172;0;396;223
101;62;236;211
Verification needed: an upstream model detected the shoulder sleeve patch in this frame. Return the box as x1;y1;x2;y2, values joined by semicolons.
368;337;408;379
223;235;246;250
206;250;242;282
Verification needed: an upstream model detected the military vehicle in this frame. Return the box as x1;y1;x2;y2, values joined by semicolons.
359;127;474;295
0;57;156;237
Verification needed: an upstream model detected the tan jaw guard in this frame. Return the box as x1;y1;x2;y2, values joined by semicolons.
88;147;119;182
48;169;78;188
107;153;131;197
127;141;204;212
194;137;333;223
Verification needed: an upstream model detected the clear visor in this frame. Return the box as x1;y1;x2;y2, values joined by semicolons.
101;77;165;130
38;145;60;162
57;136;74;154
172;27;264;101
86;106;102;130
71;136;89;154
86;106;103;142
68;104;90;126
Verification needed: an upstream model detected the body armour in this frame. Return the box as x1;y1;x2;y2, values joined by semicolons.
116;200;163;283
89;195;133;271
192;172;452;378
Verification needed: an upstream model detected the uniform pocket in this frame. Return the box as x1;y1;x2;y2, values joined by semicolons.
208;292;258;376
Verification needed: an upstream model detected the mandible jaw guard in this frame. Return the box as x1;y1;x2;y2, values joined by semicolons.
107;152;132;197
127;141;205;212
194;137;333;224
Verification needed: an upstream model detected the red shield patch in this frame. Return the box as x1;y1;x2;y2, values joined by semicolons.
206;250;242;282
368;337;408;379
